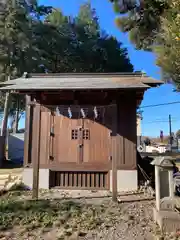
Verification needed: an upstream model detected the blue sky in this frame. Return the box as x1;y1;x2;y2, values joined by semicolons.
23;0;180;137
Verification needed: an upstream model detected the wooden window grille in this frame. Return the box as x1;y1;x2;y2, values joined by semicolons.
83;129;90;140
71;129;78;140
49;171;108;189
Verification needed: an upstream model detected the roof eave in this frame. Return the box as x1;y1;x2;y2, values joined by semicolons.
0;86;150;92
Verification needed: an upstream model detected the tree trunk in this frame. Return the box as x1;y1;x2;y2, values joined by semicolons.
0;92;11;163
13;96;20;133
1;92;10;137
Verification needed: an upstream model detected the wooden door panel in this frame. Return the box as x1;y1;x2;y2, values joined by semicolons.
52;106;83;164
83;120;111;163
83;106;114;163
54;115;80;163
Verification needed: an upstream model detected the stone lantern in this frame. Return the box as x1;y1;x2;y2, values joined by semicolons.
151;156;175;211
151;156;180;233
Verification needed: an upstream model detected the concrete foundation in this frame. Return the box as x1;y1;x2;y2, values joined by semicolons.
23;168;50;189
110;170;138;192
23;168;138;192
153;208;180;233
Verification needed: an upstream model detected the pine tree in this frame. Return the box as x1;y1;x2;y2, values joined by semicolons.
110;0;169;50
0;0;52;134
0;0;32;81
154;0;180;87
44;2;133;73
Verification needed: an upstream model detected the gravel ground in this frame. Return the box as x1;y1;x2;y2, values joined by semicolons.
34;200;156;240
1;189;178;240
83;200;156;240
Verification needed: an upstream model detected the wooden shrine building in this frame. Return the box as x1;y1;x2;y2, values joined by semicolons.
0;73;162;192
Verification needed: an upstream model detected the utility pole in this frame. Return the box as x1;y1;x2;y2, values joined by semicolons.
169;114;172;152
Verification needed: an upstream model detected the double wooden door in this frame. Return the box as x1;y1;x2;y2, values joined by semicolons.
50;105;113;166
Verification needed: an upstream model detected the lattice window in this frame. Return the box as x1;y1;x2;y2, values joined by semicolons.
83;129;90;140
71;129;78;140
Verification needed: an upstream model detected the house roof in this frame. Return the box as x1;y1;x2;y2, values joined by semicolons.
0;72;163;91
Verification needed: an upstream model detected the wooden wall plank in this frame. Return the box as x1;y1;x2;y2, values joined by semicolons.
117;94;137;169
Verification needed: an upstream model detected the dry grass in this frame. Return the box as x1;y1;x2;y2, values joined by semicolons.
0;190;120;239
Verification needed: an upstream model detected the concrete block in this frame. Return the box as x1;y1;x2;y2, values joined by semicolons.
160;197;180;211
23;168;50;189
160;197;177;211
110;170;138;192
153;208;180;233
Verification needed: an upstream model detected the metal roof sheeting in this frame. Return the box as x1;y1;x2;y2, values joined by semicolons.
0;73;163;91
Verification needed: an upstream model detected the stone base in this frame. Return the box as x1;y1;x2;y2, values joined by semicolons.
23;168;138;192
23;168;50;189
160;197;180;211
153;208;180;233
110;170;138;192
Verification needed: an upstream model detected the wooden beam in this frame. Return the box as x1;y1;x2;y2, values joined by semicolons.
24;95;31;166
112;102;118;202
32;103;41;199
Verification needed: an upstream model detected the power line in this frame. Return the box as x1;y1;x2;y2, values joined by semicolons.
140;101;180;109
142;119;180;124
142;116;179;121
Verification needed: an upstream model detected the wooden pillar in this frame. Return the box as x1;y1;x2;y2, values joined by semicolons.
112;102;118;202
24;95;31;166
32;103;41;199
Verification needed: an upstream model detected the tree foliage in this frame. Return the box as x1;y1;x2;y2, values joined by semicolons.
0;0;53;130
0;1;133;130
109;0;180;88
0;1;133;78
154;0;180;87
176;129;180;139
110;0;169;50
43;3;133;73
0;0;52;81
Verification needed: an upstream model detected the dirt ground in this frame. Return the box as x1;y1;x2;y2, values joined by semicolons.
0;189;178;240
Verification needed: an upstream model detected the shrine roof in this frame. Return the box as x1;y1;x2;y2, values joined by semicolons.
0;72;163;91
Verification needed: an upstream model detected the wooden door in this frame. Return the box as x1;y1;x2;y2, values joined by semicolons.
83;106;113;165
49;105;114;166
52;106;81;164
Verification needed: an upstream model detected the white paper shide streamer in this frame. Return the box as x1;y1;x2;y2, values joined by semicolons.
56;106;61;116
94;106;98;119
68;107;72;118
80;108;86;118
